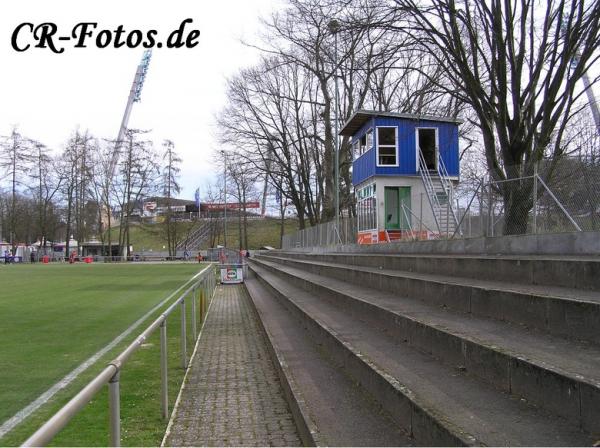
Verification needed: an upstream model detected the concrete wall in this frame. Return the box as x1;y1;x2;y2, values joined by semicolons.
374;176;437;233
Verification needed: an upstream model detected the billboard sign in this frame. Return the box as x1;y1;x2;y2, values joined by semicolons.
220;265;244;284
144;201;157;211
204;201;260;211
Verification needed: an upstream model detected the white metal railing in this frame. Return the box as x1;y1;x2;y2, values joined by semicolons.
436;154;461;235
418;149;442;233
22;264;217;447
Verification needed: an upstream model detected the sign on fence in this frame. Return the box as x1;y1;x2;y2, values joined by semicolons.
219;264;244;284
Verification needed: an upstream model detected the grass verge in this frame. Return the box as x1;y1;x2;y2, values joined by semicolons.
0;262;212;446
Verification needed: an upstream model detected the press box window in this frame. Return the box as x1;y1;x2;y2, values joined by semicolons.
377;127;397;166
354;129;373;158
360;129;373;154
353;140;360;159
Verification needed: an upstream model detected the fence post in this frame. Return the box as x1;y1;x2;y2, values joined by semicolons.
468;210;472;237
108;371;121;447
180;299;187;369
160;321;168;420
191;288;197;341
200;288;205;322
419;193;423;239
345;218;348;244
487;180;493;237
456;197;461;237
533;162;538;234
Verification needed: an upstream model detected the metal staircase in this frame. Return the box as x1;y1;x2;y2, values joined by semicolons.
418;150;461;237
176;220;212;251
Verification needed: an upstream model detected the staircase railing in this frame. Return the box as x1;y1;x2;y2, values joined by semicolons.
418;149;442;233
177;220;212;251
436;154;462;236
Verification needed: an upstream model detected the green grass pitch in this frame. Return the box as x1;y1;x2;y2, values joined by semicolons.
0;262;206;446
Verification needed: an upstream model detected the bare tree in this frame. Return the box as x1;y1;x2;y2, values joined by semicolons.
58;131;84;257
392;0;600;233
114;130;160;258
226;159;259;250
29;140;62;255
0;127;33;252
220;0;468;228
88;140;116;256
161;139;182;257
201;180;225;248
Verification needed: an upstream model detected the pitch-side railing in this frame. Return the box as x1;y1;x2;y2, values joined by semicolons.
22;264;217;447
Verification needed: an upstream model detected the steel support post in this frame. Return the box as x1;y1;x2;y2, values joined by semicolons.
533;163;538;233
180;299;187;369
446;202;450;238
191;288;197;341
108;372;121;447
201;289;205;322
160;321;168;420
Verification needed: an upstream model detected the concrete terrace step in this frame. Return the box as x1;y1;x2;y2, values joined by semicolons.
245;276;413;447
272;251;600;291
259;253;600;344
252;257;600;434
249;261;593;446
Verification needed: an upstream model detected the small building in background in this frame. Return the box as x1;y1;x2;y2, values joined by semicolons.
80;240;121;257
341;110;462;244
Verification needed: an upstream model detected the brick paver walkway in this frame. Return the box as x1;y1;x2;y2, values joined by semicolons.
164;284;301;447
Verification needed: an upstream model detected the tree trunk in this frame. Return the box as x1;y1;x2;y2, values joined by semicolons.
502;181;533;235
279;191;285;248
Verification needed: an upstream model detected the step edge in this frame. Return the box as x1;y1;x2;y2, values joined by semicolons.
258;255;599;305
250;262;481;447
252;257;600;434
244;278;323;447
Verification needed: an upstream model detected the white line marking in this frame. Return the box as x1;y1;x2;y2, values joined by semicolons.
0;266;210;439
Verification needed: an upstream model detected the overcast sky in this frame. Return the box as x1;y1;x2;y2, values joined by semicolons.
0;0;281;200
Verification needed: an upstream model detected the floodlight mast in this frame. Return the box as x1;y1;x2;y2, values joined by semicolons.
561;19;600;136
581;69;600;137
109;50;152;178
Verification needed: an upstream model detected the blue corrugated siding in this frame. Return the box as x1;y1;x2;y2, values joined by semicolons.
437;122;460;176
352;147;375;185
352;118;376;186
351;116;459;184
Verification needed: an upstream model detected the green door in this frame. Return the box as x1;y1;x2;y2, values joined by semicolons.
385;187;411;230
399;187;411;230
385;187;400;229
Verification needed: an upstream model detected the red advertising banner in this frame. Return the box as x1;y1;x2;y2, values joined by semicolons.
203;202;260;211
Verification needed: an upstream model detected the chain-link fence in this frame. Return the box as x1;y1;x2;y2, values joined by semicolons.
283;156;600;249
206;247;247;264
282;217;357;249
455;159;600;238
